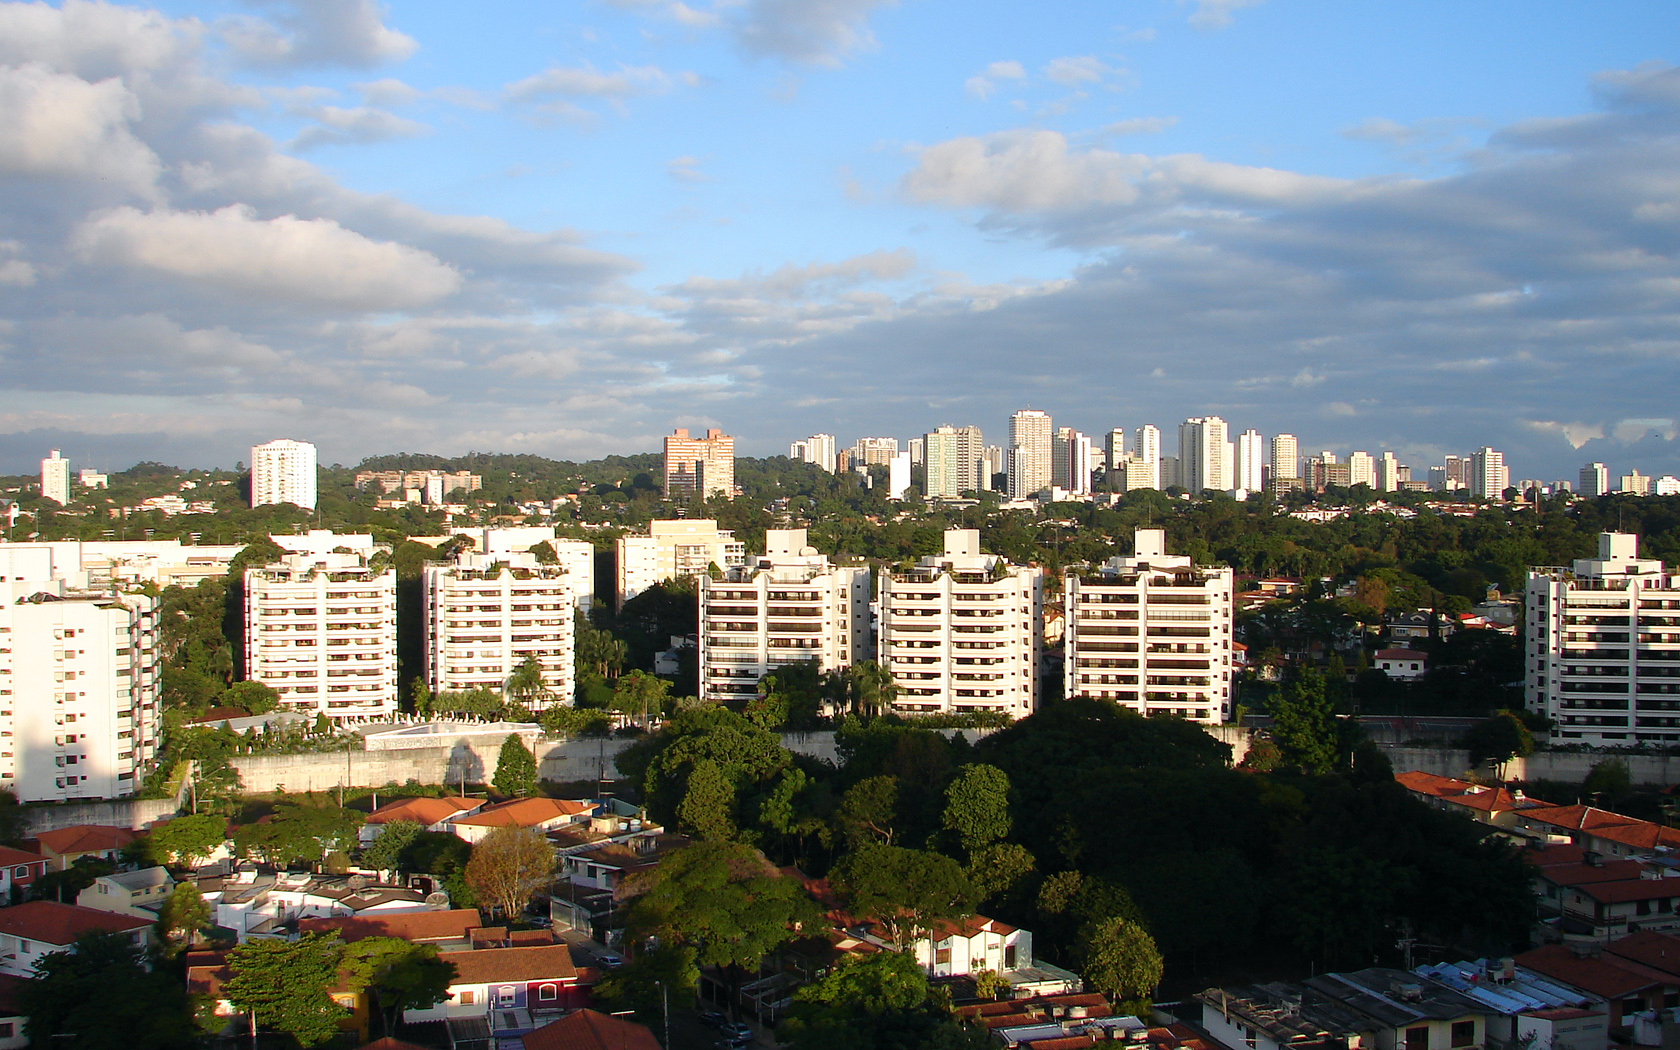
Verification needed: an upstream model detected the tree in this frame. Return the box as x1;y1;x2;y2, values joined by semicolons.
829;843;973;947
847;661;899;717
505;655;548;705
156;881;211;949
1584;758;1633;804
1464;712;1534;776
1078;917;1163;1006
399;831;477;907
342;936;456;1038
223;933;346;1048
31;857;113;903
20;931;197;1050
493;734;539;797
612;670;672;728
966;842;1035;906
1268;667;1339;774
837;775;899;848
223;679;280;715
592;944;699;1021
147;812;228;866
363;819;423;873
941;764;1012;858
464;825;554;920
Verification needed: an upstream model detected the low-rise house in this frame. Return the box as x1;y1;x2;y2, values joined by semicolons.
298;908;485;950
1396;771;1535;828
0;974;27;1050
358;796;483;846
0;901;152;977
1375;649;1429;680
958;993;1197;1050
1199;969;1496;1050
1386;611;1455;643
204;870;431;941
1512;805;1680;860
33;825;136;871
910;915;1031;980
1515;941;1678;1028
76;866;173;919
1518;1007;1608;1050
522;1008;660;1050
0;847;49;899
446;798;595;845
403;938;588;1045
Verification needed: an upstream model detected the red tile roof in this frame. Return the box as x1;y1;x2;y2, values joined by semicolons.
452;797;592;829
34;825;137;857
1605;931;1680;980
1516;945;1666;998
0;900;151;945
1535;860;1650;887
1395;771;1529;814
448;944;578;985
298;908;483;943
522;1009;660;1050
366;796;480;826
0;847;47;869
1574;877;1680;904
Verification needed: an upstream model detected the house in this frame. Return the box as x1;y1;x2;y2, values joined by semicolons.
402;938;589;1046
446;798;595;845
204;870;431;941
33;825;136;871
1200;969;1495;1050
1511;805;1680;859
76;866;173;919
0;847;49;899
1413;957;1604;1046
1515;941;1679;1028
1519;1007;1608;1050
910;915;1032;980
358;796;483;846
298;908;485;950
522;1009;660;1050
0;901;153;976
1375;649;1429;680
0;974;28;1050
965;996;1211;1050
1395;771;1535;828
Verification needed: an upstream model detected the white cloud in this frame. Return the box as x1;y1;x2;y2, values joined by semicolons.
71;205;462;310
288;105;429;149
1102;116;1177;137
734;0;898;68
221;0;417;68
505;63;675;102
668;155;711;183
1183;0;1264;30
0;0;202;77
352;77;420;107
0;63;161;192
965;59;1026;101
1044;56;1108;86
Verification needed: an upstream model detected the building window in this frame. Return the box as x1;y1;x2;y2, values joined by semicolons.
1451;1021;1475;1047
934;948;951;964
0;1022;12;1037
1003;945;1017;969
459;991;474;1005
539;985;558;1001
499;986;515;1005
1406;1026;1429;1050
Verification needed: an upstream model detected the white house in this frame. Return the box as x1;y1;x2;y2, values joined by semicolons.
1375;648;1429;680
0;902;152;977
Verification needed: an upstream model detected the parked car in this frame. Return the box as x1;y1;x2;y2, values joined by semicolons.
697;1010;728;1028
718;1022;752;1042
713;1037;750;1050
595;951;624;969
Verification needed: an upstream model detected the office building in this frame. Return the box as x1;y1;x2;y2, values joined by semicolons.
244;548;398;721
789;434;837;473
1105;429;1127;473
1581;463;1610;498
1131;425;1162;490
924;425;986;499
1052;428;1094;496
1619;471;1652;497
615;519;747;607
851;437;900;467
697;529;870;705
1065;528;1234;724
663;428;734;500
1008;410;1053;500
1234;430;1264;492
1469;447;1509;499
424;552;575;706
1528;533;1680;745
40;450;70;506
878;529;1043;718
1178;417;1232;494
1347;451;1375;489
1269;434;1299;481
1376;452;1400;492
251;439;318;511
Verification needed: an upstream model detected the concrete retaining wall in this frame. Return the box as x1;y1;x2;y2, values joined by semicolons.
17;797;182;834
1374;745;1680;786
230;736;641;794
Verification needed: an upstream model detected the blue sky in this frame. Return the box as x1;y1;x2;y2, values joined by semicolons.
2;0;1680;482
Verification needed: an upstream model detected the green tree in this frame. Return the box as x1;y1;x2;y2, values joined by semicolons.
1268;668;1339;774
1078;917;1164;1006
837;775;899;848
1584;758;1633;804
941;764;1012;858
464;825;553;920
147;813;228;866
342;936;456;1038
1464;712;1534;776
223;679;280;714
965;842;1035;906
505;655;548;705
847;661;899;717
830;843;973;947
675;759;738;841
223;933;346;1048
592;944;699;1021
363;819;423;873
156;881;211;950
492;734;539;797
20;931;197;1050
398;831;476;908
611;670;672;728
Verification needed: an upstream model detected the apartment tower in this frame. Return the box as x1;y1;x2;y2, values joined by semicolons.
251;439;318;511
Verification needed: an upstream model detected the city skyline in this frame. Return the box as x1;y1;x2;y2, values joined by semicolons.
2;2;1680;478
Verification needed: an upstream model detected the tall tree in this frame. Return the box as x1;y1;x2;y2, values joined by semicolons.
492;734;539;797
362;819;423;873
846;661;899;717
146;812;228;866
611;670;672;728
1268;667;1339;774
504;655;548;706
342;937;456;1038
21;931;197;1050
829;843;973;947
223;933;347;1048
1078;917;1164;1006
156;881;211;951
941;764;1012;858
464;825;554;920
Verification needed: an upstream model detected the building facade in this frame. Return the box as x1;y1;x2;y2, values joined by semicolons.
1064;528;1234;724
251;439;318;511
425;552;576;705
924;425;986;498
1471;447;1510;499
245;551;398;721
1178;417;1233;494
851;437;900;466
1234;430;1264;492
40;450;69;506
878;529;1043;718
1528;533;1680;745
697;530;871;705
663;428;734;500
1008;410;1053;500
1269;432;1298;482
1581;463;1610;498
789;434;837;473
615;519;747;607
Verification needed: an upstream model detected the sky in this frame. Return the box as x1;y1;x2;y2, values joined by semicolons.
3;0;1680;482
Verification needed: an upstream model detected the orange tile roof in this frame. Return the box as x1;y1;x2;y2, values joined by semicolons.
367;796;480;826
451;797;593;828
298;908;483;943
924;914;1018;941
1516;945;1665;999
34;825;136;856
1537;860;1650;886
448;943;578;985
522;1009;660;1050
0;847;46;869
1576;876;1680;904
0;901;151;945
1605;931;1680;980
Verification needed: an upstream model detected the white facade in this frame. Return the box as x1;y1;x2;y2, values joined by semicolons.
1105;429;1127;472
1580;463;1609;498
78;470;107;489
426;553;576;706
245;552;398;721
790;434;837;472
1009;410;1053;500
1234;430;1265;492
879;529;1044;718
473;529;594;614
1178;417;1233;494
888;451;911;500
1064;528;1234;724
1471;447;1509;499
1376;452;1401;492
250;439;318;510
40;450;70;505
1119;459;1158;493
851;437;900;466
663;428;734;500
698;530;871;705
615;519;746;607
1348;450;1375;488
1270;433;1298;481
924;426;986;499
0;558;161;801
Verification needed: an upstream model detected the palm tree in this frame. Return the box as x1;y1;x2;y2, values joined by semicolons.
504;655;547;705
846;661;898;718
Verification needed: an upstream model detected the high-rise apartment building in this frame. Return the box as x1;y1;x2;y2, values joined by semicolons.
1348;451;1375;489
1376;452;1401;492
664;428;735;500
615;519;747;607
40;450;69;506
1270;434;1299;481
1105;429;1127;473
697;529;871;706
983;447;1005;488
1620;471;1652;497
244;548;398;721
1118;460;1157;492
425;551;575;705
1469;447;1509;499
1178;417;1232;494
790;434;837;472
1008;410;1053;500
251;439;318;510
1234;430;1265;492
878;529;1043;719
1052;428;1094;495
1581;463;1610;498
851;437;900;467
1528;533;1680;745
1064;528;1234;725
908;438;925;467
888;451;911;500
471;528;596;615
1132;426;1162;490
924;425;986;499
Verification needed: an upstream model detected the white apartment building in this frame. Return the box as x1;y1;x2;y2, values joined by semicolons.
244;551;398;721
663;428;734;500
851;437;900;467
1470;447;1509;499
251;439;318;511
425;552;575;705
697;529;871;705
887;451;911;500
78;470;107;489
1581;463;1610;498
1619;471;1652;497
0;562;162;801
878;529;1043;719
615;519;747;608
1105;429;1127;473
40;450;70;506
1118;459;1158;492
1064;528;1234;724
1376;451;1401;492
789;434;837;473
1052;428;1094;496
1008;410;1054;500
1526;533;1680;745
1178;417;1233;494
1234;430;1265;492
1348;450;1375;488
924;426;986;498
473;529;595;615
1270;433;1298;482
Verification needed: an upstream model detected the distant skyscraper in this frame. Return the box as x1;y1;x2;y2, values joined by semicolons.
908;438;925;467
790;434;836;472
983;446;1004;489
1469;447;1508;499
1376;452;1400;492
1052;428;1092;493
851;437;900;466
1580;462;1609;497
1270;434;1298;481
1347;451;1375;488
251;439;317;510
1178;417;1232;494
1133;425;1162;489
40;449;69;505
924;425;985;499
663;428;735;500
1105;429;1127;472
887;451;911;500
1008;410;1053;499
1235;430;1264;492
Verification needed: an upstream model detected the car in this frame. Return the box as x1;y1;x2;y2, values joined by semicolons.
595;951;624;969
697;1010;728;1028
525;915;552;929
713;1038;750;1050
718;1022;752;1041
